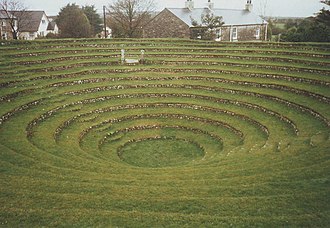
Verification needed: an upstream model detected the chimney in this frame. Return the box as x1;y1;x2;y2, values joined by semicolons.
185;0;194;11
245;0;253;12
207;0;214;10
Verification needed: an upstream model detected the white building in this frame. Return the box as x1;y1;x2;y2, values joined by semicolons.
18;11;58;40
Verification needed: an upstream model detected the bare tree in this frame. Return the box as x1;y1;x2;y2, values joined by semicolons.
107;0;155;38
258;0;269;19
257;0;272;40
0;0;31;39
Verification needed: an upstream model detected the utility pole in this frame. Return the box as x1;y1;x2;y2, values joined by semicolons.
103;5;107;38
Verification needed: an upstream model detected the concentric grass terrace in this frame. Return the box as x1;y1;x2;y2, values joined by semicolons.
0;39;329;227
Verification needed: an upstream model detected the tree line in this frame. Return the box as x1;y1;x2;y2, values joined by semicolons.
55;0;155;38
0;0;155;39
52;0;154;38
270;0;330;42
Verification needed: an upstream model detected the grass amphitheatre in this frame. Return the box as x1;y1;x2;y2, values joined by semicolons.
0;39;329;226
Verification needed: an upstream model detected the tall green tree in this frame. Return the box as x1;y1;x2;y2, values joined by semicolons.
57;4;91;38
82;5;103;37
281;1;330;42
282;18;330;42
316;0;330;25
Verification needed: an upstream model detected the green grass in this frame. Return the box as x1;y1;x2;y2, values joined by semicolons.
0;38;329;227
118;137;205;168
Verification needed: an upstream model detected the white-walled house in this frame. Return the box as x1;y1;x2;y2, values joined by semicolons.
97;26;112;38
47;16;59;35
47;21;59;35
18;11;58;40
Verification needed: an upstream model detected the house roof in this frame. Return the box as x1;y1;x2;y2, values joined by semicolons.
9;11;46;32
167;8;267;27
0;10;16;19
47;21;56;31
22;11;45;32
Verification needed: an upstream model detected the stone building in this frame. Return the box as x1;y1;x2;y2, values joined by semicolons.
144;0;268;41
0;10;17;40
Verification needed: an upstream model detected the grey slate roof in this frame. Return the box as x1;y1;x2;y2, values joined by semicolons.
167;8;266;27
47;21;56;31
20;11;45;32
0;10;15;19
9;11;45;32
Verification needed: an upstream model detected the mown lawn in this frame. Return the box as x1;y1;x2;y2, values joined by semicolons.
0;39;329;227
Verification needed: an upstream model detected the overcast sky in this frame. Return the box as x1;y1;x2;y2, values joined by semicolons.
22;0;327;18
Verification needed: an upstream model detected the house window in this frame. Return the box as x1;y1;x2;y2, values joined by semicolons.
40;31;44;37
42;20;46;24
232;27;238;40
1;21;6;27
215;29;221;41
2;32;7;40
29;32;35;38
256;28;260;39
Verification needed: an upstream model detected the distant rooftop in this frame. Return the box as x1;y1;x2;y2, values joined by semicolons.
167;7;267;26
24;11;45;32
9;10;46;32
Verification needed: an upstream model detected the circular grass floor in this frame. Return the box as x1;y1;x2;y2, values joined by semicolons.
118;137;205;167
